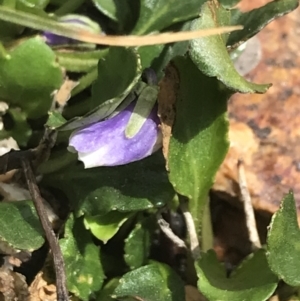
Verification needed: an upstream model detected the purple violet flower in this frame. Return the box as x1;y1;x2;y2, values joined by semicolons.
68;102;162;168
43;14;101;46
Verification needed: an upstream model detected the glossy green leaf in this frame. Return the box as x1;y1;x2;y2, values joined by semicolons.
125;85;158;138
196;249;278;301
0;37;63;118
169;56;230;237
124;216;155;269
132;0;204;34
84;211;133;243
228;0;299;47
114;261;185;301
42;152;174;217
91;0;131;25
267;191;300;286
0;200;44;251
189;1;270;93
60;215;104;301
59;47;141;131
138;45;164;70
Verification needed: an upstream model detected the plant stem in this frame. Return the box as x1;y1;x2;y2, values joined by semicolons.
201;197;214;252
71;67;98;97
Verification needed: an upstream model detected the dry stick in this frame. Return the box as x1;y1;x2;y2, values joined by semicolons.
237;159;262;250
180;199;200;260
22;159;68;301
157;214;187;249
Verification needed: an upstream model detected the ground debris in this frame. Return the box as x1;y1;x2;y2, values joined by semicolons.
0;266;28;301
214;7;300;218
28;272;56;301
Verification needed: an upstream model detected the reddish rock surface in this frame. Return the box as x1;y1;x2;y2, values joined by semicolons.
214;4;300;215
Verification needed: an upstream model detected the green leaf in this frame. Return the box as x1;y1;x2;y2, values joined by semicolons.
55;49;108;73
0;200;44;251
42;152;174;217
0;37;63;118
38;149;77;174
219;0;240;8
46;111;67;129
125;85;158;138
196;249;278;301
227;0;299;47
91;0;131;25
189;1;270;93
114;261;185;301
0;6;94;42
124;216;155;269
59;47;141;131
169;56;230;237
96;278;120;301
18;0;50;9
0;0;23;41
91;47;140;108
84;211;133;243
138;21;191;79
2;107;32;147
60;215;104;301
267;191;300;286
132;0;204;34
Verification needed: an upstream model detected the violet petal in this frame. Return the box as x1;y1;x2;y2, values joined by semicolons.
43;14;101;46
68;102;162;168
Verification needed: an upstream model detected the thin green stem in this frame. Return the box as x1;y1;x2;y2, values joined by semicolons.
55;49;107;73
71;67;98;97
201;197;214;252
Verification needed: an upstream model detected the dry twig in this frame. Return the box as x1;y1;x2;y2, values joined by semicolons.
22;159;68;301
180;199;200;260
238;159;261;250
157;214;187;249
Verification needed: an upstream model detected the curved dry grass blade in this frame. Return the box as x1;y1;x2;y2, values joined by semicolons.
74;26;243;46
0;7;242;46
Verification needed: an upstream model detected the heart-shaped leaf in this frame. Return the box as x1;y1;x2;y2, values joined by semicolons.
124;216;155;269
84;211;133;243
60;215;104;301
168;56;230;236
227;0;299;47
0;200;44;252
91;0;132;30
267;191;300;286
189;1;270;93
0;37;63;118
114;261;185;301
132;0;204;34
196;249;278;301
42;152;174;217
